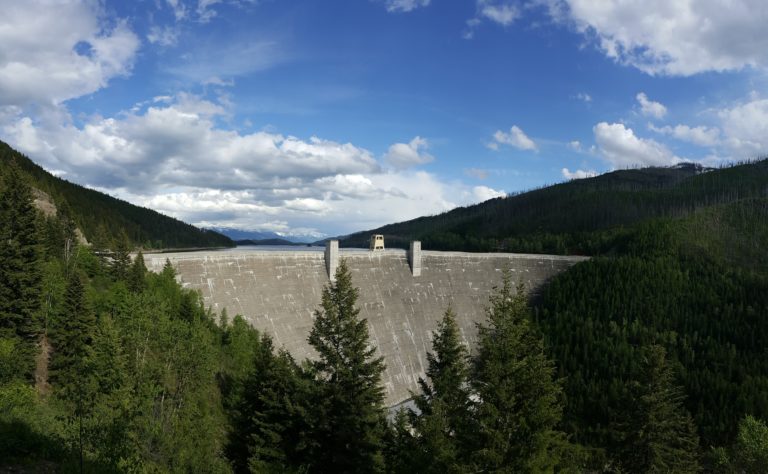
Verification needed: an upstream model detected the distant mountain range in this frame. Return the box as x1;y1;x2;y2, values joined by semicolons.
212;227;318;243
235;238;315;246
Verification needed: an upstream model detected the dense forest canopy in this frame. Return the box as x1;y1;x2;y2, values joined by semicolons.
0;140;233;250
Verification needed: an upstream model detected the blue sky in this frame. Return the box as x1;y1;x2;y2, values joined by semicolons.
1;0;767;238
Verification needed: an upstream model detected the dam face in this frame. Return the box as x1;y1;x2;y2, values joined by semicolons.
146;245;587;405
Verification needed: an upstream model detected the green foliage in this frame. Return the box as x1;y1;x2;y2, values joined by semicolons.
0;160;42;380
733;415;768;473
127;250;147;293
0;381;67;463
110;232;132;282
536;253;768;453
228;336;312;473
469;273;569;473
616;345;700;473
407;307;472;473
713;415;768;473
384;408;419;474
49;270;96;400
308;259;387;473
0;337;28;384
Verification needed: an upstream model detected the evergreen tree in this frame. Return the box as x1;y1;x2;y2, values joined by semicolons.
228;335;311;473
307;259;387;473
409;306;472;473
618;345;700;473
50;270;96;399
0;160;42;380
384;408;419;474
110;232;131;282
178;290;199;322
470;273;567;473
161;257;176;280
127;251;147;293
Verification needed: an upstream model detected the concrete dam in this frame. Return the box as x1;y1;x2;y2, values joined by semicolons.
146;242;588;405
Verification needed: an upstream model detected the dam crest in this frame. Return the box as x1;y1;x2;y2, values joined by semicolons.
146;242;587;405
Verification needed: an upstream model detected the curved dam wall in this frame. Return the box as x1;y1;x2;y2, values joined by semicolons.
146;245;587;405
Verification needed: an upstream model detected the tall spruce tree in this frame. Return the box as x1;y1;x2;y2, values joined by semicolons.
228;334;311;473
50;270;96;399
618;345;700;473
0;161;42;380
470;273;567;473
127;251;147;293
307;259;386;473
110;232;131;282
409;306;472;473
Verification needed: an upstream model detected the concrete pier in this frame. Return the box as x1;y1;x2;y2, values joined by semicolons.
325;240;339;281
408;241;422;277
146;247;587;405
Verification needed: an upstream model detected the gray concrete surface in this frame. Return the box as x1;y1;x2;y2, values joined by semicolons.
146;247;588;405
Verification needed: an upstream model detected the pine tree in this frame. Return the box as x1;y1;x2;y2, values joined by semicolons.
409;306;472;473
384;408;419;474
50;270;96;400
0;160;42;380
228;335;312;473
470;272;567;473
127;251;147;293
618;345;700;473
161;257;176;280
307;259;387;473
110;232;131;282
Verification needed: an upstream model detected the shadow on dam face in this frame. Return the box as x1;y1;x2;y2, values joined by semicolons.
145;244;588;406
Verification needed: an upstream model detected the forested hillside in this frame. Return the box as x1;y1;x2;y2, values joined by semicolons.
340;160;768;256
0;140;232;250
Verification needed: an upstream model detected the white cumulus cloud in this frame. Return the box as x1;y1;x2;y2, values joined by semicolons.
636;93;667;119
648;124;721;147
561;168;597;180
549;0;768;75
0;1;140;106
718;98;768;158
384;136;434;169
473;185;506;201
491;125;538;152
593;122;682;168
